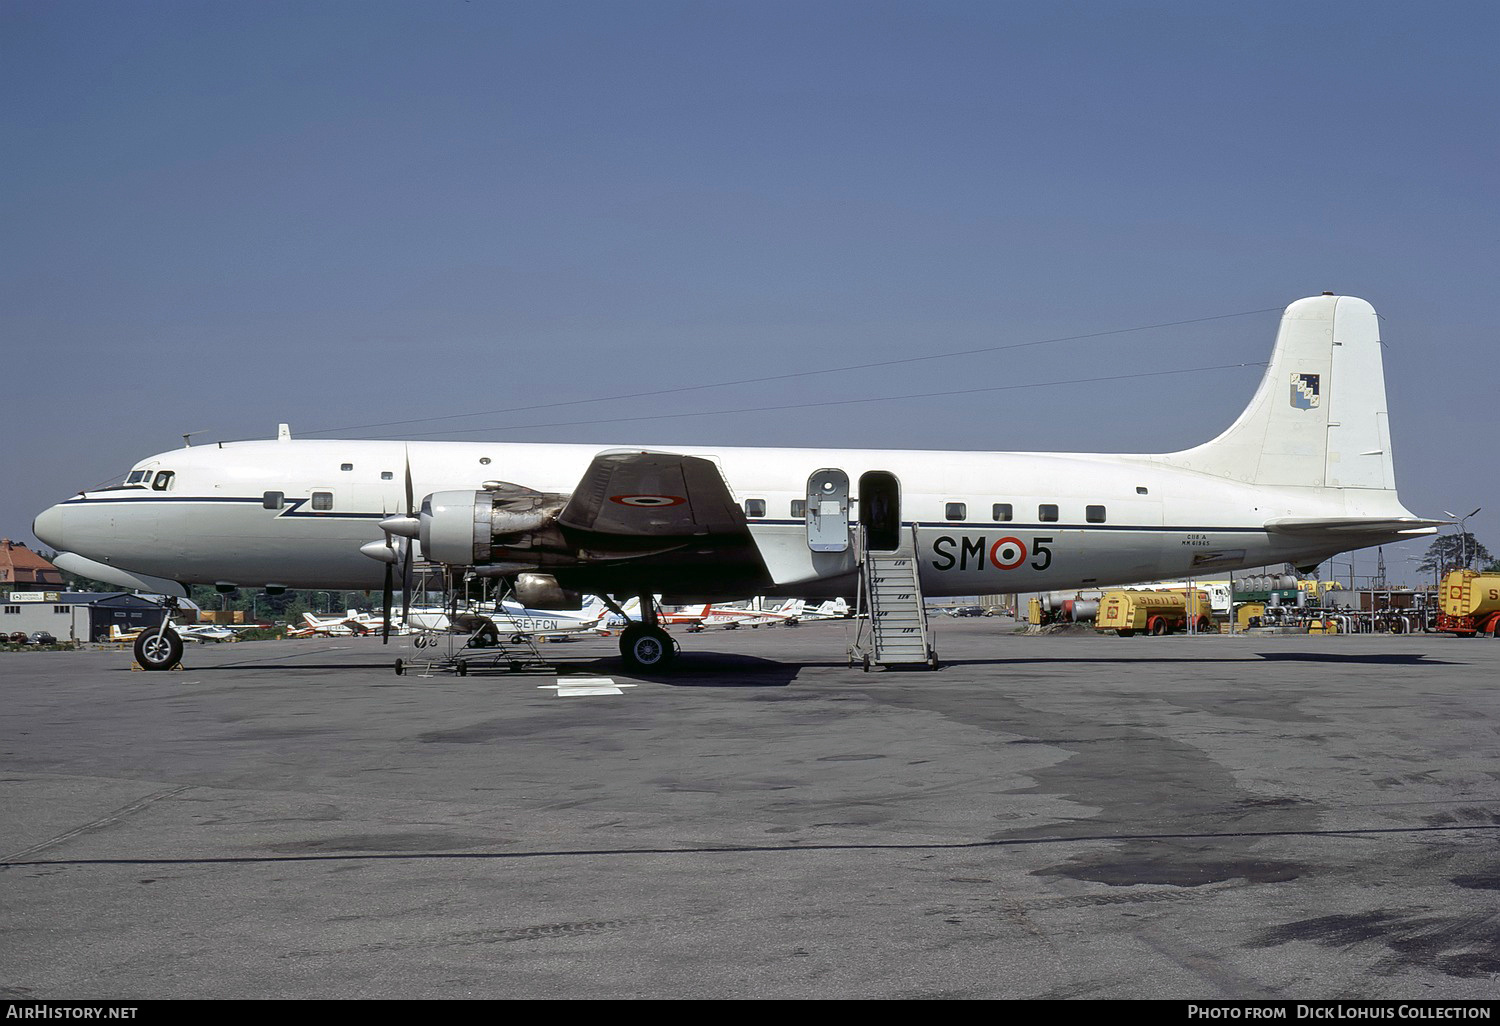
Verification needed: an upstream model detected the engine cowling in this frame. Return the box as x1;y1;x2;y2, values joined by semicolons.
513;573;583;610
418;486;569;569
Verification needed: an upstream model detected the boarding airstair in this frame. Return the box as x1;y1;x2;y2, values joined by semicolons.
849;524;938;671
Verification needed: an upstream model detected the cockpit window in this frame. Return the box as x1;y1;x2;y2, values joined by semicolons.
151;471;174;491
126;470;147;485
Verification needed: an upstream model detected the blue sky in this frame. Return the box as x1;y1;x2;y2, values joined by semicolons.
4;0;1496;584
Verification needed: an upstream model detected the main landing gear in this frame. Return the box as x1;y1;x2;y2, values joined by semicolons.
614;594;677;672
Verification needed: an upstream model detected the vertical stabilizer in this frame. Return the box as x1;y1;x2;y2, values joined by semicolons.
1159;295;1395;492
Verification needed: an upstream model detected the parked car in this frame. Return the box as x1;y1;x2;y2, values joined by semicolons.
30;631;57;646
8;631;29;644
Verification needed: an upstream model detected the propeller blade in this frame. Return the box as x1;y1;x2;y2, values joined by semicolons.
404;446;415;515
401;537;414;626
382;561;394;644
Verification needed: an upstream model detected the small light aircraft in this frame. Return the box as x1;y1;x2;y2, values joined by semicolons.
799;597;852;621
34;295;1440;672
405;594;617;645
288;609;391;637
177;623;249;643
675;598;806;630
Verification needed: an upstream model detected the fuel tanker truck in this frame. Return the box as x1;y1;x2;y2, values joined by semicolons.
1436;569;1500;637
1095;588;1215;637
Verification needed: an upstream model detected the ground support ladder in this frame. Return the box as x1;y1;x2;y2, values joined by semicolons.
394;574;552;677
849;525;939;671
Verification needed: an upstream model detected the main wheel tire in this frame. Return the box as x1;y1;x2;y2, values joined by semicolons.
470;624;500;648
619;625;674;671
134;627;183;671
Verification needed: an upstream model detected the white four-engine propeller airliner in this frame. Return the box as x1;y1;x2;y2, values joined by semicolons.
33;294;1439;671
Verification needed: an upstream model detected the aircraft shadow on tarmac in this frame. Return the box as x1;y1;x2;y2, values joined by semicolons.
175;652;800;684
566;653;799;688
938;652;1460;668
190;651;1457;680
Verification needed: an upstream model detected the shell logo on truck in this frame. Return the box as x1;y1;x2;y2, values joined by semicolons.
1436;570;1500;637
1095;588;1215;637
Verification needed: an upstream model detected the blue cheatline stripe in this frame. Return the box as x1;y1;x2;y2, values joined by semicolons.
63;497;1269;533
62;496;387;520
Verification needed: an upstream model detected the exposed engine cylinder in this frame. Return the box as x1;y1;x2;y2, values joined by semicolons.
419;485;568;568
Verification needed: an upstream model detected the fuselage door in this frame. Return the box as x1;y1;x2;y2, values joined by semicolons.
806;469;850;552
858;470;902;552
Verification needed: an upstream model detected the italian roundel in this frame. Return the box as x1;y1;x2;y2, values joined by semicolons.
989;537;1027;570
609;494;687;507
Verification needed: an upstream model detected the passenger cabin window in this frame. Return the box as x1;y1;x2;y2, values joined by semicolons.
381;471;394;481
992;503;1013;522
1086;505;1107;523
1136;486;1149;495
263;491;285;510
744;499;766;518
151;471;174;491
341;463;353;472
311;491;334;511
1039;504;1059;522
790;500;806;518
945;502;967;521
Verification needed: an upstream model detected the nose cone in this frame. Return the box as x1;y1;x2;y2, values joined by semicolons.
32;503;67;552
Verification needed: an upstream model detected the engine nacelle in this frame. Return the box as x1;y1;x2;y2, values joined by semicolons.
513;573;583;610
418;486;569;568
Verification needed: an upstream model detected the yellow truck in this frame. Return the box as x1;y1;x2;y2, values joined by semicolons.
1436;570;1500;637
1096;589;1214;637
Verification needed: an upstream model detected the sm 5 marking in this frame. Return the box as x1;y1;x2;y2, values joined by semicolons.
931;535;1054;573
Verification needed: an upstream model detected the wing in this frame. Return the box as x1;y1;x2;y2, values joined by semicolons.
548;450;770;598
558;450;750;540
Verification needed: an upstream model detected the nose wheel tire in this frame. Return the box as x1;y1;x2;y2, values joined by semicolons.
134;627;184;671
620;624;675;671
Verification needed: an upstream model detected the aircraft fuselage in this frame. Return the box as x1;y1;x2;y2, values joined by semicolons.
34;436;1407;598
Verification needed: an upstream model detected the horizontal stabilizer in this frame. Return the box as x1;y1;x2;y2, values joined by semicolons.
1263;517;1446;536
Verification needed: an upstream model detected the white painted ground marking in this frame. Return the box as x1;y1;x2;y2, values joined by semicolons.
539;677;637;697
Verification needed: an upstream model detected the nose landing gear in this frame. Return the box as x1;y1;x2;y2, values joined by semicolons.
134;599;185;671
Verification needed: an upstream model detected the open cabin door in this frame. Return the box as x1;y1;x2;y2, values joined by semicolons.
858;470;902;552
806;469;850;552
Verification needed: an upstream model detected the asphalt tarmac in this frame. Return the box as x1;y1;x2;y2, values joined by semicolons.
1;620;1496;1000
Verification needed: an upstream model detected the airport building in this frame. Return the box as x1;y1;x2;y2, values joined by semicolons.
1;592;169;643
